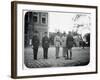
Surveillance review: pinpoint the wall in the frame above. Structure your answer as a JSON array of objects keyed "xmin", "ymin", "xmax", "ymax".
[{"xmin": 0, "ymin": 0, "xmax": 99, "ymax": 80}]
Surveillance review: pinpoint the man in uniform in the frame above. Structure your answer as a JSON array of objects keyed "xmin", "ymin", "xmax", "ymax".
[
  {"xmin": 66, "ymin": 31, "xmax": 74, "ymax": 60},
  {"xmin": 32, "ymin": 31, "xmax": 40, "ymax": 60},
  {"xmin": 42, "ymin": 32, "xmax": 50, "ymax": 59},
  {"xmin": 61, "ymin": 32, "xmax": 68, "ymax": 58},
  {"xmin": 54, "ymin": 32, "xmax": 61, "ymax": 59}
]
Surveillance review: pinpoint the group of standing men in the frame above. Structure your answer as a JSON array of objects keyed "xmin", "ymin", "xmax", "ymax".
[{"xmin": 32, "ymin": 31, "xmax": 74, "ymax": 60}]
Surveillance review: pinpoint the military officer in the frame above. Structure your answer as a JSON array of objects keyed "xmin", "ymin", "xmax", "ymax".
[
  {"xmin": 66, "ymin": 31, "xmax": 74, "ymax": 60},
  {"xmin": 61, "ymin": 32, "xmax": 68, "ymax": 58},
  {"xmin": 54, "ymin": 32, "xmax": 61, "ymax": 59},
  {"xmin": 42, "ymin": 32, "xmax": 50, "ymax": 59},
  {"xmin": 32, "ymin": 31, "xmax": 40, "ymax": 60}
]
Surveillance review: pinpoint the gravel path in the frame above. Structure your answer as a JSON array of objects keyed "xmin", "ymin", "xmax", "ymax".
[{"xmin": 24, "ymin": 46, "xmax": 90, "ymax": 68}]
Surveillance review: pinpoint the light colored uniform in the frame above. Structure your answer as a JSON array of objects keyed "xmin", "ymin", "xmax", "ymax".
[
  {"xmin": 54, "ymin": 35, "xmax": 61, "ymax": 58},
  {"xmin": 54, "ymin": 35, "xmax": 61, "ymax": 47},
  {"xmin": 61, "ymin": 36, "xmax": 67, "ymax": 57},
  {"xmin": 61, "ymin": 36, "xmax": 67, "ymax": 47}
]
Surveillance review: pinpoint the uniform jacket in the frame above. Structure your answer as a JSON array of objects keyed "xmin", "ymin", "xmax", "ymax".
[
  {"xmin": 54, "ymin": 35, "xmax": 61, "ymax": 47},
  {"xmin": 32, "ymin": 35, "xmax": 40, "ymax": 48},
  {"xmin": 61, "ymin": 36, "xmax": 67, "ymax": 47},
  {"xmin": 42, "ymin": 36, "xmax": 50, "ymax": 48},
  {"xmin": 66, "ymin": 34, "xmax": 74, "ymax": 49}
]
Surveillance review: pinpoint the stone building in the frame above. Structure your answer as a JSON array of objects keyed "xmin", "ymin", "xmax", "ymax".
[{"xmin": 24, "ymin": 11, "xmax": 48, "ymax": 46}]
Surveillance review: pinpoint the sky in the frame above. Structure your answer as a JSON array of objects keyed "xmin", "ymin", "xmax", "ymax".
[{"xmin": 48, "ymin": 12, "xmax": 91, "ymax": 36}]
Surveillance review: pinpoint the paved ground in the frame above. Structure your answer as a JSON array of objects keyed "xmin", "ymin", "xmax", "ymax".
[{"xmin": 24, "ymin": 46, "xmax": 90, "ymax": 68}]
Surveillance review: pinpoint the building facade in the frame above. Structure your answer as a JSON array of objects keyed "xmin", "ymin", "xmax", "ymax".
[{"xmin": 24, "ymin": 11, "xmax": 48, "ymax": 46}]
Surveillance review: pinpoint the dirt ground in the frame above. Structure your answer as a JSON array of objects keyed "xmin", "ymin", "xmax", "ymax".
[{"xmin": 24, "ymin": 46, "xmax": 90, "ymax": 68}]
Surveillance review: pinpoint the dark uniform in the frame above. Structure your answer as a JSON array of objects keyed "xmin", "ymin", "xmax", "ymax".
[
  {"xmin": 66, "ymin": 35, "xmax": 74, "ymax": 49},
  {"xmin": 32, "ymin": 35, "xmax": 40, "ymax": 60},
  {"xmin": 66, "ymin": 34, "xmax": 74, "ymax": 59},
  {"xmin": 42, "ymin": 36, "xmax": 49, "ymax": 59}
]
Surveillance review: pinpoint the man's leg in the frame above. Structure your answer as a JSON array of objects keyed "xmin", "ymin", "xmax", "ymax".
[
  {"xmin": 34, "ymin": 48, "xmax": 38, "ymax": 60},
  {"xmin": 56, "ymin": 47, "xmax": 58, "ymax": 58},
  {"xmin": 43, "ymin": 48, "xmax": 46, "ymax": 59},
  {"xmin": 70, "ymin": 48, "xmax": 72, "ymax": 60},
  {"xmin": 65, "ymin": 48, "xmax": 69, "ymax": 59},
  {"xmin": 56, "ymin": 47, "xmax": 59, "ymax": 58},
  {"xmin": 63, "ymin": 47, "xmax": 65, "ymax": 57},
  {"xmin": 45, "ymin": 48, "xmax": 48, "ymax": 59},
  {"xmin": 66, "ymin": 48, "xmax": 69, "ymax": 59}
]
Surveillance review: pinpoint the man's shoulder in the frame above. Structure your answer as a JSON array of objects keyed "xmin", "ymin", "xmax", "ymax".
[
  {"xmin": 45, "ymin": 36, "xmax": 49, "ymax": 40},
  {"xmin": 33, "ymin": 35, "xmax": 39, "ymax": 39},
  {"xmin": 33, "ymin": 35, "xmax": 36, "ymax": 37}
]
